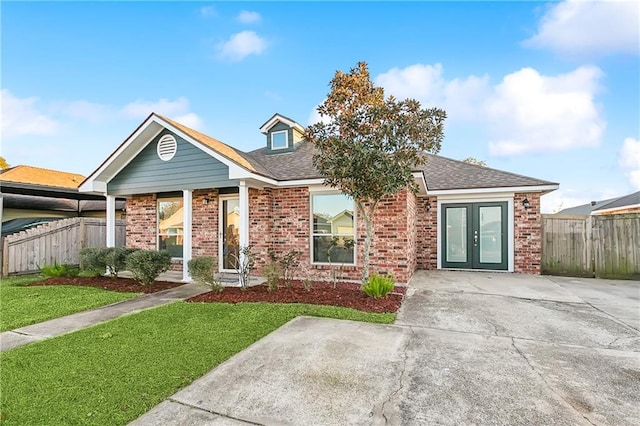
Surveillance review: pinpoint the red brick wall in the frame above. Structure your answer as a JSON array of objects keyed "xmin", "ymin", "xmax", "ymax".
[
  {"xmin": 249, "ymin": 188, "xmax": 274, "ymax": 272},
  {"xmin": 192, "ymin": 190, "xmax": 219, "ymax": 258},
  {"xmin": 126, "ymin": 194, "xmax": 156, "ymax": 250},
  {"xmin": 416, "ymin": 196, "xmax": 437, "ymax": 270},
  {"xmin": 514, "ymin": 192, "xmax": 542, "ymax": 274}
]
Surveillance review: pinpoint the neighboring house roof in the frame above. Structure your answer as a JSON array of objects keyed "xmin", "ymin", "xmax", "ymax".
[
  {"xmin": 1, "ymin": 193, "xmax": 125, "ymax": 212},
  {"xmin": 0, "ymin": 165, "xmax": 85, "ymax": 188},
  {"xmin": 591, "ymin": 191, "xmax": 640, "ymax": 215},
  {"xmin": 556, "ymin": 197, "xmax": 619, "ymax": 216},
  {"xmin": 80, "ymin": 112, "xmax": 558, "ymax": 195},
  {"xmin": 557, "ymin": 191, "xmax": 640, "ymax": 216}
]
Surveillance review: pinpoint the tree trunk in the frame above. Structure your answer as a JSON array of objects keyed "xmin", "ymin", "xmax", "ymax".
[{"xmin": 359, "ymin": 200, "xmax": 378, "ymax": 286}]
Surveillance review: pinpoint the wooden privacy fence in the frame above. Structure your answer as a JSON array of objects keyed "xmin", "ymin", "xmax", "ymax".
[
  {"xmin": 542, "ymin": 213, "xmax": 640, "ymax": 280},
  {"xmin": 1, "ymin": 217, "xmax": 125, "ymax": 276}
]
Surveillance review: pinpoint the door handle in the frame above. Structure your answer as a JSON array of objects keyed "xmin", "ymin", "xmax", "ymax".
[{"xmin": 473, "ymin": 230, "xmax": 478, "ymax": 246}]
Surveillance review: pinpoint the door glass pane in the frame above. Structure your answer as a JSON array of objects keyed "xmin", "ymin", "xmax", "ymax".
[
  {"xmin": 222, "ymin": 199, "xmax": 240, "ymax": 270},
  {"xmin": 446, "ymin": 207, "xmax": 467, "ymax": 262},
  {"xmin": 479, "ymin": 206, "xmax": 502, "ymax": 264}
]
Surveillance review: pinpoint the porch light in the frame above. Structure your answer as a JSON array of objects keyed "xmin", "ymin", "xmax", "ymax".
[
  {"xmin": 522, "ymin": 198, "xmax": 531, "ymax": 209},
  {"xmin": 203, "ymin": 198, "xmax": 210, "ymax": 205}
]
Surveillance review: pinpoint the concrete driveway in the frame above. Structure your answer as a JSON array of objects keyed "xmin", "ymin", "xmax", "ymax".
[{"xmin": 132, "ymin": 272, "xmax": 639, "ymax": 425}]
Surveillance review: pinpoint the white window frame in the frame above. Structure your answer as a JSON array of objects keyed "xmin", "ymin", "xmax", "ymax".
[
  {"xmin": 309, "ymin": 191, "xmax": 357, "ymax": 266},
  {"xmin": 157, "ymin": 196, "xmax": 184, "ymax": 259},
  {"xmin": 270, "ymin": 130, "xmax": 289, "ymax": 150}
]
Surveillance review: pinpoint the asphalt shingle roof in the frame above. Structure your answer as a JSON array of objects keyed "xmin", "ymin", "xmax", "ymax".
[{"xmin": 0, "ymin": 165, "xmax": 85, "ymax": 189}]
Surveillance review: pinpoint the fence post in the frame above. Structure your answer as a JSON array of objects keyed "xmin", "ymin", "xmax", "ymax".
[
  {"xmin": 585, "ymin": 215, "xmax": 594, "ymax": 277},
  {"xmin": 2, "ymin": 237, "xmax": 8, "ymax": 277}
]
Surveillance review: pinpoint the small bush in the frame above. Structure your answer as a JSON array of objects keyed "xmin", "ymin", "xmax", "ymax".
[
  {"xmin": 188, "ymin": 256, "xmax": 223, "ymax": 293},
  {"xmin": 280, "ymin": 249, "xmax": 302, "ymax": 286},
  {"xmin": 362, "ymin": 274, "xmax": 395, "ymax": 298},
  {"xmin": 79, "ymin": 247, "xmax": 109, "ymax": 277},
  {"xmin": 263, "ymin": 262, "xmax": 281, "ymax": 292},
  {"xmin": 104, "ymin": 247, "xmax": 138, "ymax": 278},
  {"xmin": 125, "ymin": 250, "xmax": 172, "ymax": 286},
  {"xmin": 39, "ymin": 261, "xmax": 79, "ymax": 278}
]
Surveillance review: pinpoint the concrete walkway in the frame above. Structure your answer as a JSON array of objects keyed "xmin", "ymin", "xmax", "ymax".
[
  {"xmin": 1, "ymin": 282, "xmax": 210, "ymax": 352},
  {"xmin": 131, "ymin": 271, "xmax": 639, "ymax": 425}
]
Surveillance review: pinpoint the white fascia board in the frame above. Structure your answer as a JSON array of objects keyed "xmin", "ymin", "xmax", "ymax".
[
  {"xmin": 413, "ymin": 172, "xmax": 427, "ymax": 195},
  {"xmin": 259, "ymin": 114, "xmax": 305, "ymax": 134},
  {"xmin": 277, "ymin": 178, "xmax": 325, "ymax": 187},
  {"xmin": 78, "ymin": 180, "xmax": 107, "ymax": 195},
  {"xmin": 427, "ymin": 184, "xmax": 558, "ymax": 196}
]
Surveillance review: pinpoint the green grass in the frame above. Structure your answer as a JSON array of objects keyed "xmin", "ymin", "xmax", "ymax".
[
  {"xmin": 0, "ymin": 276, "xmax": 138, "ymax": 332},
  {"xmin": 0, "ymin": 301, "xmax": 394, "ymax": 425}
]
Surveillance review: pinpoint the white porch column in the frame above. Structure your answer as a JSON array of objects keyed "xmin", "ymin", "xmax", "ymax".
[
  {"xmin": 106, "ymin": 195, "xmax": 116, "ymax": 248},
  {"xmin": 182, "ymin": 189, "xmax": 193, "ymax": 282},
  {"xmin": 238, "ymin": 181, "xmax": 250, "ymax": 271}
]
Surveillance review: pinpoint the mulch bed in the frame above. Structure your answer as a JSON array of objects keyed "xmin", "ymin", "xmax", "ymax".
[
  {"xmin": 37, "ymin": 277, "xmax": 182, "ymax": 294},
  {"xmin": 187, "ymin": 280, "xmax": 406, "ymax": 313}
]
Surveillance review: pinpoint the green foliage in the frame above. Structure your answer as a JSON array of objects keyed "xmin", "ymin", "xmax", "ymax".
[
  {"xmin": 105, "ymin": 247, "xmax": 138, "ymax": 278},
  {"xmin": 188, "ymin": 256, "xmax": 223, "ymax": 293},
  {"xmin": 0, "ymin": 281, "xmax": 137, "ymax": 332},
  {"xmin": 125, "ymin": 250, "xmax": 172, "ymax": 286},
  {"xmin": 462, "ymin": 157, "xmax": 487, "ymax": 167},
  {"xmin": 0, "ymin": 156, "xmax": 10, "ymax": 169},
  {"xmin": 79, "ymin": 247, "xmax": 108, "ymax": 277},
  {"xmin": 362, "ymin": 274, "xmax": 395, "ymax": 298},
  {"xmin": 39, "ymin": 261, "xmax": 79, "ymax": 278},
  {"xmin": 0, "ymin": 302, "xmax": 393, "ymax": 425},
  {"xmin": 306, "ymin": 61, "xmax": 446, "ymax": 283}
]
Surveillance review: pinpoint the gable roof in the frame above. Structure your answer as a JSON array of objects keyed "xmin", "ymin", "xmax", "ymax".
[
  {"xmin": 0, "ymin": 165, "xmax": 85, "ymax": 189},
  {"xmin": 80, "ymin": 112, "xmax": 557, "ymax": 195},
  {"xmin": 259, "ymin": 113, "xmax": 305, "ymax": 134}
]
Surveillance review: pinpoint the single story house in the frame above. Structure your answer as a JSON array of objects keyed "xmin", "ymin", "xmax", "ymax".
[{"xmin": 79, "ymin": 113, "xmax": 558, "ymax": 283}]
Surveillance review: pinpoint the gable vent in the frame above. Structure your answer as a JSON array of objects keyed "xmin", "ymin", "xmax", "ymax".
[{"xmin": 157, "ymin": 134, "xmax": 177, "ymax": 161}]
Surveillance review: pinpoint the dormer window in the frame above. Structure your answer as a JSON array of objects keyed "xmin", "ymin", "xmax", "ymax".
[{"xmin": 271, "ymin": 130, "xmax": 288, "ymax": 150}]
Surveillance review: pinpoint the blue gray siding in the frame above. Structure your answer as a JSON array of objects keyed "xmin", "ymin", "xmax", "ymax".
[
  {"xmin": 108, "ymin": 131, "xmax": 237, "ymax": 195},
  {"xmin": 266, "ymin": 122, "xmax": 295, "ymax": 154}
]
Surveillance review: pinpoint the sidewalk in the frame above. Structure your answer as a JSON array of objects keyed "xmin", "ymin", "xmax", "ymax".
[{"xmin": 0, "ymin": 282, "xmax": 210, "ymax": 352}]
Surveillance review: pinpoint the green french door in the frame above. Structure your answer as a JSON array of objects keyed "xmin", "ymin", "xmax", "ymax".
[{"xmin": 442, "ymin": 202, "xmax": 508, "ymax": 270}]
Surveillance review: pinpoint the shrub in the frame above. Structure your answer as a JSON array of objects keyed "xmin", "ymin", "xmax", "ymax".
[
  {"xmin": 279, "ymin": 249, "xmax": 302, "ymax": 287},
  {"xmin": 79, "ymin": 247, "xmax": 109, "ymax": 277},
  {"xmin": 39, "ymin": 261, "xmax": 79, "ymax": 278},
  {"xmin": 104, "ymin": 247, "xmax": 138, "ymax": 278},
  {"xmin": 125, "ymin": 250, "xmax": 172, "ymax": 286},
  {"xmin": 362, "ymin": 274, "xmax": 395, "ymax": 298},
  {"xmin": 231, "ymin": 245, "xmax": 255, "ymax": 289},
  {"xmin": 188, "ymin": 256, "xmax": 223, "ymax": 293},
  {"xmin": 263, "ymin": 262, "xmax": 281, "ymax": 292}
]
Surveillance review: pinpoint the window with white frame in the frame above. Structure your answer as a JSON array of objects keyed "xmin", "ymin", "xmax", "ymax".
[
  {"xmin": 311, "ymin": 193, "xmax": 355, "ymax": 264},
  {"xmin": 157, "ymin": 197, "xmax": 183, "ymax": 258},
  {"xmin": 270, "ymin": 130, "xmax": 288, "ymax": 150}
]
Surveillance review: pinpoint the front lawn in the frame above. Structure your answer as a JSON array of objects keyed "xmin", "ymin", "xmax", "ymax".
[
  {"xmin": 0, "ymin": 276, "xmax": 138, "ymax": 332},
  {"xmin": 0, "ymin": 301, "xmax": 394, "ymax": 425}
]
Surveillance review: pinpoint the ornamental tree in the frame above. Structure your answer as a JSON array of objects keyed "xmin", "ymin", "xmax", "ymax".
[{"xmin": 305, "ymin": 62, "xmax": 446, "ymax": 284}]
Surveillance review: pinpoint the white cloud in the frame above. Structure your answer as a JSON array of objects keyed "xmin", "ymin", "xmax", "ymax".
[
  {"xmin": 524, "ymin": 0, "xmax": 639, "ymax": 56},
  {"xmin": 200, "ymin": 6, "xmax": 217, "ymax": 18},
  {"xmin": 217, "ymin": 31, "xmax": 267, "ymax": 62},
  {"xmin": 486, "ymin": 66, "xmax": 605, "ymax": 156},
  {"xmin": 237, "ymin": 10, "xmax": 261, "ymax": 24},
  {"xmin": 376, "ymin": 63, "xmax": 489, "ymax": 121},
  {"xmin": 619, "ymin": 137, "xmax": 640, "ymax": 189},
  {"xmin": 120, "ymin": 97, "xmax": 205, "ymax": 130},
  {"xmin": 373, "ymin": 63, "xmax": 605, "ymax": 156},
  {"xmin": 1, "ymin": 89, "xmax": 60, "ymax": 137}
]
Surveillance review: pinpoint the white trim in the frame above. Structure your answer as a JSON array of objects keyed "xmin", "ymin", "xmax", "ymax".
[
  {"xmin": 270, "ymin": 130, "xmax": 289, "ymax": 151},
  {"xmin": 182, "ymin": 190, "xmax": 193, "ymax": 282},
  {"xmin": 427, "ymin": 184, "xmax": 558, "ymax": 196},
  {"xmin": 157, "ymin": 196, "xmax": 183, "ymax": 258},
  {"xmin": 157, "ymin": 134, "xmax": 178, "ymax": 161},
  {"xmin": 239, "ymin": 181, "xmax": 249, "ymax": 272},
  {"xmin": 413, "ymin": 172, "xmax": 428, "ymax": 195},
  {"xmin": 106, "ymin": 195, "xmax": 116, "ymax": 248},
  {"xmin": 218, "ymin": 194, "xmax": 240, "ymax": 273},
  {"xmin": 260, "ymin": 114, "xmax": 305, "ymax": 134},
  {"xmin": 309, "ymin": 190, "xmax": 357, "ymax": 266},
  {"xmin": 436, "ymin": 195, "xmax": 514, "ymax": 272}
]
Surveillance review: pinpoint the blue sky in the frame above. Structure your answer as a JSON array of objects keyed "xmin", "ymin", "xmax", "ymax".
[{"xmin": 2, "ymin": 1, "xmax": 638, "ymax": 212}]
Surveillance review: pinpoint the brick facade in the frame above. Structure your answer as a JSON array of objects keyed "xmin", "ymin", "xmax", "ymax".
[
  {"xmin": 514, "ymin": 192, "xmax": 542, "ymax": 274},
  {"xmin": 123, "ymin": 187, "xmax": 544, "ymax": 282},
  {"xmin": 416, "ymin": 196, "xmax": 438, "ymax": 270}
]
